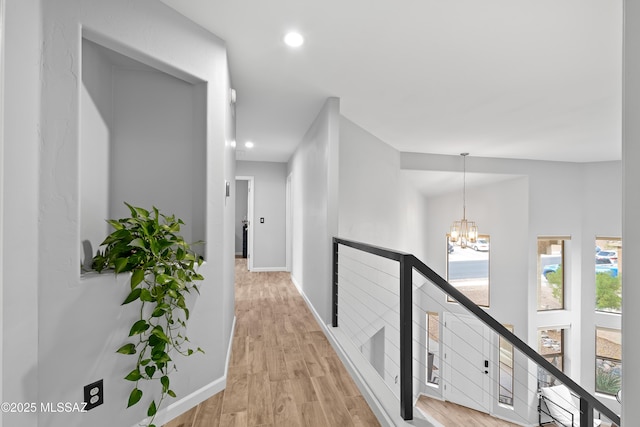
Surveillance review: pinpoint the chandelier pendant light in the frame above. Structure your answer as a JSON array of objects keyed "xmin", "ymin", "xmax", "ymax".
[{"xmin": 450, "ymin": 153, "xmax": 478, "ymax": 249}]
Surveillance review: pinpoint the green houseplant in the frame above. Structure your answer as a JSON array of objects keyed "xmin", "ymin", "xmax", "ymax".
[{"xmin": 92, "ymin": 203, "xmax": 204, "ymax": 427}]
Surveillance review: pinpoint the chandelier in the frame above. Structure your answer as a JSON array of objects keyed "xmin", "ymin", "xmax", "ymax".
[{"xmin": 449, "ymin": 153, "xmax": 478, "ymax": 249}]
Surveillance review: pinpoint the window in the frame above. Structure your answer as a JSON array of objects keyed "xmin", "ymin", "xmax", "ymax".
[
  {"xmin": 538, "ymin": 237, "xmax": 567, "ymax": 311},
  {"xmin": 596, "ymin": 328, "xmax": 621, "ymax": 395},
  {"xmin": 499, "ymin": 325, "xmax": 514, "ymax": 406},
  {"xmin": 447, "ymin": 234, "xmax": 490, "ymax": 307},
  {"xmin": 538, "ymin": 328, "xmax": 565, "ymax": 387},
  {"xmin": 426, "ymin": 312, "xmax": 440, "ymax": 385},
  {"xmin": 595, "ymin": 238, "xmax": 621, "ymax": 314}
]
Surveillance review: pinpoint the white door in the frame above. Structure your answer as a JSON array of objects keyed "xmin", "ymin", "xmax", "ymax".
[{"xmin": 443, "ymin": 313, "xmax": 493, "ymax": 414}]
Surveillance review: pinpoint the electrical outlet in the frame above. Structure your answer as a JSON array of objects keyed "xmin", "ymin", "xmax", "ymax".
[
  {"xmin": 260, "ymin": 217, "xmax": 264, "ymax": 223},
  {"xmin": 84, "ymin": 379, "xmax": 104, "ymax": 410}
]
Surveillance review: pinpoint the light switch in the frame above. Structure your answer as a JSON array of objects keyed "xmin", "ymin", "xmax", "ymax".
[{"xmin": 260, "ymin": 217, "xmax": 264, "ymax": 223}]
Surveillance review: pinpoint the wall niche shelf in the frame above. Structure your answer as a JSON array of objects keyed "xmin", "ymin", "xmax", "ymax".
[{"xmin": 80, "ymin": 35, "xmax": 207, "ymax": 276}]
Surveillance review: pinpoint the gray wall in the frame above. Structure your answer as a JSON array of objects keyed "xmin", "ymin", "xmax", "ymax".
[
  {"xmin": 1, "ymin": 2, "xmax": 236, "ymax": 427},
  {"xmin": 236, "ymin": 161, "xmax": 288, "ymax": 270},
  {"xmin": 288, "ymin": 98, "xmax": 340, "ymax": 322}
]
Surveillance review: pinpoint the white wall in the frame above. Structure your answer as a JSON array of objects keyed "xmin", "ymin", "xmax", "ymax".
[
  {"xmin": 80, "ymin": 39, "xmax": 113, "ymax": 267},
  {"xmin": 288, "ymin": 98, "xmax": 340, "ymax": 323},
  {"xmin": 406, "ymin": 153, "xmax": 622, "ymax": 423},
  {"xmin": 338, "ymin": 117, "xmax": 431, "ymax": 258},
  {"xmin": 338, "ymin": 117, "xmax": 402, "ymax": 249},
  {"xmin": 1, "ymin": 1, "xmax": 41, "ymax": 426},
  {"xmin": 81, "ymin": 40, "xmax": 208, "ymax": 261},
  {"xmin": 0, "ymin": 2, "xmax": 235, "ymax": 427},
  {"xmin": 110, "ymin": 67, "xmax": 206, "ymax": 251},
  {"xmin": 623, "ymin": 1, "xmax": 640, "ymax": 422},
  {"xmin": 236, "ymin": 161, "xmax": 287, "ymax": 270},
  {"xmin": 337, "ymin": 117, "xmax": 434, "ymax": 400},
  {"xmin": 422, "ymin": 173, "xmax": 531, "ymax": 423}
]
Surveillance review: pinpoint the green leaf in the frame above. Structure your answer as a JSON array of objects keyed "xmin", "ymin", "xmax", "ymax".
[
  {"xmin": 134, "ymin": 206, "xmax": 150, "ymax": 218},
  {"xmin": 148, "ymin": 334, "xmax": 162, "ymax": 347},
  {"xmin": 140, "ymin": 288, "xmax": 154, "ymax": 302},
  {"xmin": 155, "ymin": 274, "xmax": 172, "ymax": 285},
  {"xmin": 167, "ymin": 390, "xmax": 176, "ymax": 398},
  {"xmin": 161, "ymin": 375, "xmax": 170, "ymax": 393},
  {"xmin": 151, "ymin": 307, "xmax": 166, "ymax": 318},
  {"xmin": 151, "ymin": 351, "xmax": 171, "ymax": 364},
  {"xmin": 130, "ymin": 269, "xmax": 145, "ymax": 289},
  {"xmin": 129, "ymin": 238, "xmax": 146, "ymax": 249},
  {"xmin": 145, "ymin": 365, "xmax": 156, "ymax": 378},
  {"xmin": 124, "ymin": 369, "xmax": 142, "ymax": 381},
  {"xmin": 122, "ymin": 288, "xmax": 142, "ymax": 305},
  {"xmin": 140, "ymin": 359, "xmax": 151, "ymax": 366},
  {"xmin": 151, "ymin": 326, "xmax": 170, "ymax": 343},
  {"xmin": 147, "ymin": 400, "xmax": 157, "ymax": 417},
  {"xmin": 106, "ymin": 219, "xmax": 124, "ymax": 230},
  {"xmin": 197, "ymin": 347, "xmax": 205, "ymax": 354},
  {"xmin": 127, "ymin": 388, "xmax": 143, "ymax": 407},
  {"xmin": 116, "ymin": 343, "xmax": 136, "ymax": 355},
  {"xmin": 187, "ymin": 349, "xmax": 194, "ymax": 356},
  {"xmin": 129, "ymin": 319, "xmax": 149, "ymax": 336},
  {"xmin": 114, "ymin": 258, "xmax": 129, "ymax": 274}
]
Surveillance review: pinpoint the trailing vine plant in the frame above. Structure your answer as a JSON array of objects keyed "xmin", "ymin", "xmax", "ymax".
[{"xmin": 92, "ymin": 203, "xmax": 204, "ymax": 427}]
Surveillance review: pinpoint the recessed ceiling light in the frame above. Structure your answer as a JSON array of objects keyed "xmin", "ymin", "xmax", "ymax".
[
  {"xmin": 245, "ymin": 141, "xmax": 254, "ymax": 149},
  {"xmin": 284, "ymin": 32, "xmax": 304, "ymax": 48}
]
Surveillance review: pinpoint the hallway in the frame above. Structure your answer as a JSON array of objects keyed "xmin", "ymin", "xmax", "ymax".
[{"xmin": 164, "ymin": 259, "xmax": 380, "ymax": 426}]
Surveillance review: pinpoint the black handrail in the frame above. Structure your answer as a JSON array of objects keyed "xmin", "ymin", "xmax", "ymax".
[{"xmin": 332, "ymin": 237, "xmax": 621, "ymax": 426}]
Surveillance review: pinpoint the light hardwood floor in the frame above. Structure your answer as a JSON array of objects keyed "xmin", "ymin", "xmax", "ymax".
[
  {"xmin": 416, "ymin": 395, "xmax": 522, "ymax": 427},
  {"xmin": 164, "ymin": 259, "xmax": 381, "ymax": 427}
]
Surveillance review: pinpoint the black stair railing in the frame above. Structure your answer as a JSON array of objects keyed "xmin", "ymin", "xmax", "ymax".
[{"xmin": 332, "ymin": 237, "xmax": 621, "ymax": 426}]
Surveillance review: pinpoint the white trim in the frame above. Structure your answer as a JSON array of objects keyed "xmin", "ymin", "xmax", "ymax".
[
  {"xmin": 138, "ymin": 315, "xmax": 236, "ymax": 427},
  {"xmin": 251, "ymin": 266, "xmax": 287, "ymax": 272},
  {"xmin": 285, "ymin": 173, "xmax": 292, "ymax": 272},
  {"xmin": 235, "ymin": 176, "xmax": 254, "ymax": 271}
]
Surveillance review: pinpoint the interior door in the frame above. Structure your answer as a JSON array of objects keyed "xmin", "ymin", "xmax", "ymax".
[{"xmin": 443, "ymin": 313, "xmax": 493, "ymax": 414}]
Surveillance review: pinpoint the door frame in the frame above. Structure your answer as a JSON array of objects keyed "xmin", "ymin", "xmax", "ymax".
[
  {"xmin": 235, "ymin": 176, "xmax": 254, "ymax": 271},
  {"xmin": 285, "ymin": 173, "xmax": 292, "ymax": 272}
]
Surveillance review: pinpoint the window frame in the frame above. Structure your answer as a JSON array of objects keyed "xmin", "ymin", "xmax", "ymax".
[
  {"xmin": 426, "ymin": 311, "xmax": 440, "ymax": 386},
  {"xmin": 595, "ymin": 237, "xmax": 622, "ymax": 315},
  {"xmin": 537, "ymin": 237, "xmax": 568, "ymax": 311},
  {"xmin": 595, "ymin": 327, "xmax": 622, "ymax": 396},
  {"xmin": 537, "ymin": 327, "xmax": 566, "ymax": 387},
  {"xmin": 498, "ymin": 324, "xmax": 514, "ymax": 407},
  {"xmin": 446, "ymin": 233, "xmax": 490, "ymax": 308}
]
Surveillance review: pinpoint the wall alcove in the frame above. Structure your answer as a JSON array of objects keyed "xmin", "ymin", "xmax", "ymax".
[{"xmin": 80, "ymin": 35, "xmax": 207, "ymax": 271}]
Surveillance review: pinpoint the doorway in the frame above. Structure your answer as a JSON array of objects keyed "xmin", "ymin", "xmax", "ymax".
[
  {"xmin": 235, "ymin": 176, "xmax": 254, "ymax": 271},
  {"xmin": 442, "ymin": 313, "xmax": 493, "ymax": 414}
]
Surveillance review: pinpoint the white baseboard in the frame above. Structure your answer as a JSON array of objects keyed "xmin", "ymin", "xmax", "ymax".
[
  {"xmin": 250, "ymin": 266, "xmax": 287, "ymax": 272},
  {"xmin": 134, "ymin": 316, "xmax": 237, "ymax": 427}
]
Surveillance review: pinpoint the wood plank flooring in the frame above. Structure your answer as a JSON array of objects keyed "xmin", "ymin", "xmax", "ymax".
[
  {"xmin": 415, "ymin": 395, "xmax": 521, "ymax": 427},
  {"xmin": 164, "ymin": 259, "xmax": 380, "ymax": 427}
]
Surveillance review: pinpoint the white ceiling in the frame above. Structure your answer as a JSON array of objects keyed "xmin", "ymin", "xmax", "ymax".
[{"xmin": 161, "ymin": 0, "xmax": 622, "ymax": 164}]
